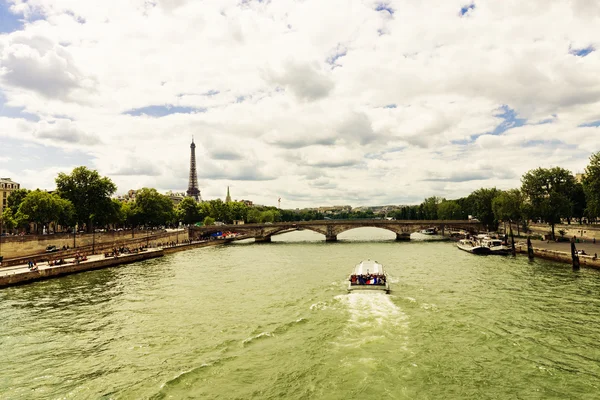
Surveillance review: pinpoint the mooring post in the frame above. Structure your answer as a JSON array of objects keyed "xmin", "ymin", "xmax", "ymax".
[
  {"xmin": 509, "ymin": 223, "xmax": 516, "ymax": 256},
  {"xmin": 571, "ymin": 241, "xmax": 580, "ymax": 270},
  {"xmin": 527, "ymin": 237, "xmax": 534, "ymax": 261}
]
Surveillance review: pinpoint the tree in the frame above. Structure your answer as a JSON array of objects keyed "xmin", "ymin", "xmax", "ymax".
[
  {"xmin": 467, "ymin": 188, "xmax": 501, "ymax": 231},
  {"xmin": 420, "ymin": 196, "xmax": 440, "ymax": 220},
  {"xmin": 203, "ymin": 216, "xmax": 215, "ymax": 226},
  {"xmin": 571, "ymin": 182, "xmax": 586, "ymax": 224},
  {"xmin": 18, "ymin": 190, "xmax": 70, "ymax": 234},
  {"xmin": 492, "ymin": 189, "xmax": 524, "ymax": 235},
  {"xmin": 583, "ymin": 151, "xmax": 600, "ymax": 220},
  {"xmin": 1, "ymin": 207, "xmax": 17, "ymax": 231},
  {"xmin": 6, "ymin": 188, "xmax": 30, "ymax": 214},
  {"xmin": 55, "ymin": 197, "xmax": 76, "ymax": 230},
  {"xmin": 437, "ymin": 200, "xmax": 463, "ymax": 220},
  {"xmin": 132, "ymin": 188, "xmax": 175, "ymax": 227},
  {"xmin": 176, "ymin": 197, "xmax": 201, "ymax": 225},
  {"xmin": 521, "ymin": 167, "xmax": 575, "ymax": 240},
  {"xmin": 55, "ymin": 166, "xmax": 117, "ymax": 232}
]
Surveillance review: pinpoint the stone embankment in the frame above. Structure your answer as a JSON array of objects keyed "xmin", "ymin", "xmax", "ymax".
[
  {"xmin": 0, "ymin": 238, "xmax": 235, "ymax": 289},
  {"xmin": 514, "ymin": 240, "xmax": 600, "ymax": 270},
  {"xmin": 0, "ymin": 229, "xmax": 189, "ymax": 259}
]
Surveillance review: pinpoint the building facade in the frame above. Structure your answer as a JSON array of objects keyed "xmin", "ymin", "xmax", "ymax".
[{"xmin": 1, "ymin": 178, "xmax": 20, "ymax": 215}]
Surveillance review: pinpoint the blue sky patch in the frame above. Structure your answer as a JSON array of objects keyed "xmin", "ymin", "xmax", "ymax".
[
  {"xmin": 383, "ymin": 104, "xmax": 397, "ymax": 109},
  {"xmin": 0, "ymin": 1, "xmax": 23, "ymax": 33},
  {"xmin": 523, "ymin": 139, "xmax": 577, "ymax": 150},
  {"xmin": 491, "ymin": 105, "xmax": 526, "ymax": 135},
  {"xmin": 375, "ymin": 3, "xmax": 394, "ymax": 16},
  {"xmin": 460, "ymin": 4, "xmax": 475, "ymax": 16},
  {"xmin": 579, "ymin": 120, "xmax": 600, "ymax": 127},
  {"xmin": 0, "ymin": 91, "xmax": 39, "ymax": 122},
  {"xmin": 0, "ymin": 137, "xmax": 93, "ymax": 181},
  {"xmin": 327, "ymin": 48, "xmax": 347, "ymax": 66},
  {"xmin": 570, "ymin": 46, "xmax": 595, "ymax": 57},
  {"xmin": 123, "ymin": 105, "xmax": 206, "ymax": 117}
]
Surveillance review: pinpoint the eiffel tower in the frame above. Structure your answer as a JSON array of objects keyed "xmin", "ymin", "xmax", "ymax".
[{"xmin": 186, "ymin": 138, "xmax": 201, "ymax": 202}]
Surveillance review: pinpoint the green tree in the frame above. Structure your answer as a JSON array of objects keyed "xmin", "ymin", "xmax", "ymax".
[
  {"xmin": 492, "ymin": 189, "xmax": 524, "ymax": 235},
  {"xmin": 6, "ymin": 188, "xmax": 30, "ymax": 214},
  {"xmin": 571, "ymin": 182, "xmax": 586, "ymax": 224},
  {"xmin": 18, "ymin": 190, "xmax": 67, "ymax": 234},
  {"xmin": 203, "ymin": 216, "xmax": 215, "ymax": 226},
  {"xmin": 437, "ymin": 200, "xmax": 463, "ymax": 220},
  {"xmin": 56, "ymin": 197, "xmax": 76, "ymax": 230},
  {"xmin": 228, "ymin": 201, "xmax": 249, "ymax": 223},
  {"xmin": 467, "ymin": 188, "xmax": 501, "ymax": 231},
  {"xmin": 1, "ymin": 207, "xmax": 17, "ymax": 231},
  {"xmin": 521, "ymin": 167, "xmax": 575, "ymax": 240},
  {"xmin": 420, "ymin": 196, "xmax": 440, "ymax": 220},
  {"xmin": 583, "ymin": 152, "xmax": 600, "ymax": 220},
  {"xmin": 247, "ymin": 208, "xmax": 261, "ymax": 223},
  {"xmin": 55, "ymin": 166, "xmax": 117, "ymax": 232},
  {"xmin": 176, "ymin": 197, "xmax": 200, "ymax": 225},
  {"xmin": 132, "ymin": 188, "xmax": 175, "ymax": 227}
]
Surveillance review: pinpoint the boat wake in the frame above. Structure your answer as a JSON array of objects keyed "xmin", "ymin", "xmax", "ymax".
[{"xmin": 333, "ymin": 292, "xmax": 409, "ymax": 351}]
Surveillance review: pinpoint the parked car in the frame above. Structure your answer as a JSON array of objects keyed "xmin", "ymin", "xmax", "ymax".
[{"xmin": 45, "ymin": 245, "xmax": 58, "ymax": 253}]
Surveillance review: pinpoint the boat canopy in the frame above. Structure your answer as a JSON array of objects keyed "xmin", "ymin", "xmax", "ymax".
[{"xmin": 353, "ymin": 260, "xmax": 385, "ymax": 275}]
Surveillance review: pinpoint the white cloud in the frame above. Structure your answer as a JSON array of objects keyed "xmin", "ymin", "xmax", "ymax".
[{"xmin": 1, "ymin": 0, "xmax": 600, "ymax": 207}]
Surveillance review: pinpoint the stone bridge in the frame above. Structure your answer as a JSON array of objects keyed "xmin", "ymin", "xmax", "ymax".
[{"xmin": 189, "ymin": 220, "xmax": 482, "ymax": 243}]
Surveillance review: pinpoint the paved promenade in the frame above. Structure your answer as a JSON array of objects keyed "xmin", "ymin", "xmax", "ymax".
[{"xmin": 0, "ymin": 253, "xmax": 107, "ymax": 278}]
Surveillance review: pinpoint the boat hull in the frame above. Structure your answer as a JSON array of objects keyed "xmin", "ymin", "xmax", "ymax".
[{"xmin": 457, "ymin": 243, "xmax": 492, "ymax": 255}]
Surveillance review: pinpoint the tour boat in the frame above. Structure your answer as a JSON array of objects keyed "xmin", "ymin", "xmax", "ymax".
[
  {"xmin": 348, "ymin": 259, "xmax": 390, "ymax": 293},
  {"xmin": 420, "ymin": 228, "xmax": 436, "ymax": 235},
  {"xmin": 479, "ymin": 237, "xmax": 510, "ymax": 255},
  {"xmin": 457, "ymin": 239, "xmax": 492, "ymax": 255}
]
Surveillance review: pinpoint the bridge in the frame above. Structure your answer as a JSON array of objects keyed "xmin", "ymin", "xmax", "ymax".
[{"xmin": 189, "ymin": 220, "xmax": 482, "ymax": 243}]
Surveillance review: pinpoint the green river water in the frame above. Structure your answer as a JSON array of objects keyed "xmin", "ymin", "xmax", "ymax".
[{"xmin": 1, "ymin": 228, "xmax": 600, "ymax": 399}]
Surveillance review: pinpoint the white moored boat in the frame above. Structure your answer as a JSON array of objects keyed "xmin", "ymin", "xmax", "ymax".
[
  {"xmin": 479, "ymin": 237, "xmax": 510, "ymax": 255},
  {"xmin": 348, "ymin": 259, "xmax": 390, "ymax": 293},
  {"xmin": 457, "ymin": 239, "xmax": 492, "ymax": 255},
  {"xmin": 420, "ymin": 228, "xmax": 436, "ymax": 235}
]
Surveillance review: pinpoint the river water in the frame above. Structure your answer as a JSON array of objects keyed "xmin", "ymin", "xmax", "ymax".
[{"xmin": 1, "ymin": 228, "xmax": 600, "ymax": 399}]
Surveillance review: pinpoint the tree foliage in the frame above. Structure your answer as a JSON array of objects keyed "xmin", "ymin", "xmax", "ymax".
[
  {"xmin": 176, "ymin": 197, "xmax": 201, "ymax": 225},
  {"xmin": 521, "ymin": 167, "xmax": 575, "ymax": 239},
  {"xmin": 437, "ymin": 200, "xmax": 463, "ymax": 220},
  {"xmin": 55, "ymin": 166, "xmax": 117, "ymax": 232},
  {"xmin": 132, "ymin": 188, "xmax": 175, "ymax": 227},
  {"xmin": 17, "ymin": 190, "xmax": 75, "ymax": 234},
  {"xmin": 467, "ymin": 188, "xmax": 501, "ymax": 231},
  {"xmin": 583, "ymin": 151, "xmax": 600, "ymax": 219}
]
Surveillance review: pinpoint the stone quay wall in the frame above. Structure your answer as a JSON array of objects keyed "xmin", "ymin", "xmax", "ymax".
[
  {"xmin": 0, "ymin": 229, "xmax": 189, "ymax": 260},
  {"xmin": 528, "ymin": 223, "xmax": 600, "ymax": 241},
  {"xmin": 0, "ymin": 249, "xmax": 164, "ymax": 289},
  {"xmin": 515, "ymin": 244, "xmax": 600, "ymax": 270}
]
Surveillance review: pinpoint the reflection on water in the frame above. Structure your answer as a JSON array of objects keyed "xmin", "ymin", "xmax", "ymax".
[{"xmin": 1, "ymin": 228, "xmax": 600, "ymax": 399}]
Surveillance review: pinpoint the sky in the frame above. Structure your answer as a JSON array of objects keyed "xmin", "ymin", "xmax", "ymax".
[{"xmin": 1, "ymin": 0, "xmax": 600, "ymax": 208}]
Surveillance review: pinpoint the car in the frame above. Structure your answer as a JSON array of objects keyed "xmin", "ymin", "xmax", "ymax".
[{"xmin": 45, "ymin": 245, "xmax": 58, "ymax": 253}]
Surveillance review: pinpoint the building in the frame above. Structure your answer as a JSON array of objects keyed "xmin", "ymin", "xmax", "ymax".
[
  {"xmin": 115, "ymin": 189, "xmax": 138, "ymax": 203},
  {"xmin": 225, "ymin": 186, "xmax": 232, "ymax": 203},
  {"xmin": 165, "ymin": 191, "xmax": 186, "ymax": 206},
  {"xmin": 575, "ymin": 173, "xmax": 585, "ymax": 183},
  {"xmin": 1, "ymin": 178, "xmax": 20, "ymax": 215}
]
